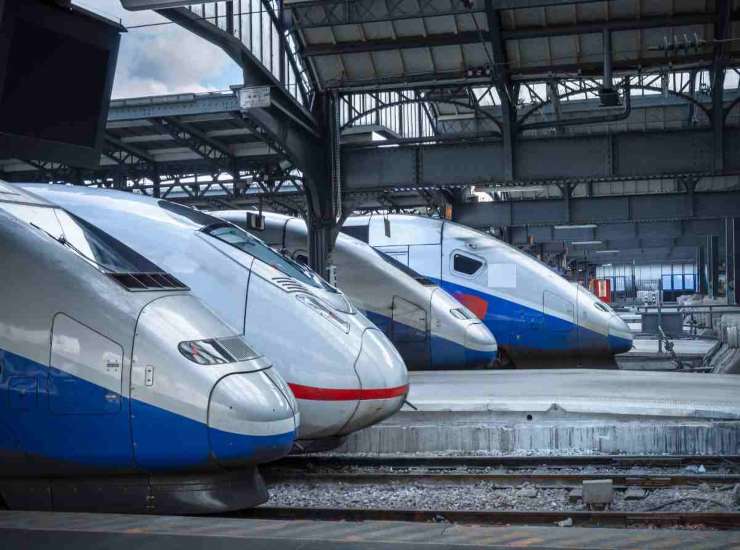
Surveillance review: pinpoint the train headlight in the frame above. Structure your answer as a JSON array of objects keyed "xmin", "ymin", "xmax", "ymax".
[
  {"xmin": 178, "ymin": 337, "xmax": 258, "ymax": 365},
  {"xmin": 295, "ymin": 292, "xmax": 350, "ymax": 333},
  {"xmin": 450, "ymin": 307, "xmax": 474, "ymax": 320}
]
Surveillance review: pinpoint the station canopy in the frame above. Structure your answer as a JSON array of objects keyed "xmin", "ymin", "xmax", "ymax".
[{"xmin": 284, "ymin": 0, "xmax": 739, "ymax": 91}]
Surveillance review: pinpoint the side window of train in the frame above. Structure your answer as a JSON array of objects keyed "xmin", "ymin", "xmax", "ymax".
[{"xmin": 452, "ymin": 252, "xmax": 484, "ymax": 277}]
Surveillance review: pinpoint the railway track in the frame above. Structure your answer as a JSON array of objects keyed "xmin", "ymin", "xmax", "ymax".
[
  {"xmin": 240, "ymin": 506, "xmax": 740, "ymax": 529},
  {"xmin": 274, "ymin": 454, "xmax": 740, "ymax": 470},
  {"xmin": 256, "ymin": 454, "xmax": 740, "ymax": 530},
  {"xmin": 266, "ymin": 454, "xmax": 740, "ymax": 489},
  {"xmin": 264, "ymin": 469, "xmax": 740, "ymax": 489}
]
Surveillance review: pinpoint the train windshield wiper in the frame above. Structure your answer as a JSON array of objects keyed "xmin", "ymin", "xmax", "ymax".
[{"xmin": 30, "ymin": 222, "xmax": 114, "ymax": 273}]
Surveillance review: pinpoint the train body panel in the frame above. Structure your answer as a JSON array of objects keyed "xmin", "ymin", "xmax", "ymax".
[
  {"xmin": 0, "ymin": 182, "xmax": 298, "ymax": 512},
  {"xmin": 344, "ymin": 215, "xmax": 633, "ymax": 367},
  {"xmin": 215, "ymin": 211, "xmax": 498, "ymax": 370},
  {"xmin": 22, "ymin": 185, "xmax": 407, "ymax": 445}
]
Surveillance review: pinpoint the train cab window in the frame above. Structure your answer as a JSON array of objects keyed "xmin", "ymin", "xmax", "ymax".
[
  {"xmin": 453, "ymin": 253, "xmax": 483, "ymax": 276},
  {"xmin": 376, "ymin": 250, "xmax": 435, "ymax": 286},
  {"xmin": 0, "ymin": 202, "xmax": 63, "ymax": 239},
  {"xmin": 203, "ymin": 222, "xmax": 337, "ymax": 292},
  {"xmin": 55, "ymin": 210, "xmax": 162, "ymax": 274},
  {"xmin": 158, "ymin": 200, "xmax": 221, "ymax": 227}
]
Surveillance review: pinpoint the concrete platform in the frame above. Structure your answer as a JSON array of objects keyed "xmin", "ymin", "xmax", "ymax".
[
  {"xmin": 338, "ymin": 370, "xmax": 740, "ymax": 455},
  {"xmin": 627, "ymin": 338, "xmax": 717, "ymax": 356},
  {"xmin": 0, "ymin": 511, "xmax": 737, "ymax": 550}
]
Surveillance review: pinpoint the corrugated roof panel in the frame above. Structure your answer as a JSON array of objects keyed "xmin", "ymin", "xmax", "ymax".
[
  {"xmin": 401, "ymin": 48, "xmax": 435, "ymax": 75},
  {"xmin": 362, "ymin": 21, "xmax": 395, "ymax": 40},
  {"xmin": 423, "ymin": 14, "xmax": 460, "ymax": 34},
  {"xmin": 314, "ymin": 56, "xmax": 344, "ymax": 85},
  {"xmin": 432, "ymin": 45, "xmax": 464, "ymax": 72},
  {"xmin": 333, "ymin": 24, "xmax": 366, "ymax": 42},
  {"xmin": 339, "ymin": 53, "xmax": 378, "ymax": 81},
  {"xmin": 517, "ymin": 37, "xmax": 555, "ymax": 69},
  {"xmin": 572, "ymin": 1, "xmax": 613, "ymax": 21},
  {"xmin": 302, "ymin": 26, "xmax": 334, "ymax": 44},
  {"xmin": 393, "ymin": 18, "xmax": 427, "ymax": 37},
  {"xmin": 372, "ymin": 50, "xmax": 405, "ymax": 76},
  {"xmin": 457, "ymin": 42, "xmax": 490, "ymax": 71}
]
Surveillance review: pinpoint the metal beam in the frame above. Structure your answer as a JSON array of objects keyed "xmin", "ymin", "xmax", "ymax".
[
  {"xmin": 711, "ymin": 0, "xmax": 731, "ymax": 171},
  {"xmin": 342, "ymin": 127, "xmax": 740, "ymax": 192},
  {"xmin": 287, "ymin": 0, "xmax": 608, "ymax": 29},
  {"xmin": 299, "ymin": 13, "xmax": 720, "ymax": 57},
  {"xmin": 453, "ymin": 191, "xmax": 740, "ymax": 228},
  {"xmin": 485, "ymin": 0, "xmax": 516, "ymax": 180},
  {"xmin": 727, "ymin": 217, "xmax": 739, "ymax": 305},
  {"xmin": 149, "ymin": 117, "xmax": 233, "ymax": 166}
]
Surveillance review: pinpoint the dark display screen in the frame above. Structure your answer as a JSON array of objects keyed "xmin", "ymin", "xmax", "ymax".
[
  {"xmin": 0, "ymin": 18, "xmax": 109, "ymax": 149},
  {"xmin": 0, "ymin": 0, "xmax": 121, "ymax": 166}
]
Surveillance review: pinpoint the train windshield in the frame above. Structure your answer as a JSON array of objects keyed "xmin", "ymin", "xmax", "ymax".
[
  {"xmin": 0, "ymin": 201, "xmax": 186, "ymax": 290},
  {"xmin": 375, "ymin": 249, "xmax": 436, "ymax": 286},
  {"xmin": 203, "ymin": 222, "xmax": 331, "ymax": 290}
]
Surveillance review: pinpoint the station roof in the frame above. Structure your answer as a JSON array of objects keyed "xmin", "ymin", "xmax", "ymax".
[{"xmin": 285, "ymin": 0, "xmax": 740, "ymax": 91}]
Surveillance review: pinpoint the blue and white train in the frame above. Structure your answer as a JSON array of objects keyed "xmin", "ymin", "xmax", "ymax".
[
  {"xmin": 343, "ymin": 215, "xmax": 633, "ymax": 368},
  {"xmin": 22, "ymin": 184, "xmax": 408, "ymax": 453},
  {"xmin": 215, "ymin": 211, "xmax": 498, "ymax": 370},
  {"xmin": 0, "ymin": 181, "xmax": 298, "ymax": 513}
]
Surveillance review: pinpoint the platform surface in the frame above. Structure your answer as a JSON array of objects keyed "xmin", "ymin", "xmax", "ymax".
[
  {"xmin": 628, "ymin": 338, "xmax": 717, "ymax": 356},
  {"xmin": 403, "ymin": 369, "xmax": 740, "ymax": 419},
  {"xmin": 0, "ymin": 511, "xmax": 737, "ymax": 550}
]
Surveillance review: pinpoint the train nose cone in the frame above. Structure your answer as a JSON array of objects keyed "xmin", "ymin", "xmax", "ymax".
[
  {"xmin": 340, "ymin": 328, "xmax": 409, "ymax": 435},
  {"xmin": 464, "ymin": 322, "xmax": 498, "ymax": 368},
  {"xmin": 608, "ymin": 315, "xmax": 634, "ymax": 355},
  {"xmin": 208, "ymin": 370, "xmax": 297, "ymax": 465}
]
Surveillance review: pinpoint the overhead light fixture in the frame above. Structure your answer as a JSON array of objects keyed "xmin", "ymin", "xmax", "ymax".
[
  {"xmin": 571, "ymin": 241, "xmax": 603, "ymax": 245},
  {"xmin": 595, "ymin": 249, "xmax": 620, "ymax": 254},
  {"xmin": 554, "ymin": 224, "xmax": 597, "ymax": 230}
]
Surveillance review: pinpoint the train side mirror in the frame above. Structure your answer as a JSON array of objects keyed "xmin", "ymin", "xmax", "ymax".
[{"xmin": 247, "ymin": 212, "xmax": 265, "ymax": 231}]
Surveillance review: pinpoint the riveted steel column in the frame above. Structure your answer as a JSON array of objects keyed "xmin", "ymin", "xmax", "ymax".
[
  {"xmin": 706, "ymin": 235, "xmax": 719, "ymax": 299},
  {"xmin": 727, "ymin": 217, "xmax": 739, "ymax": 304}
]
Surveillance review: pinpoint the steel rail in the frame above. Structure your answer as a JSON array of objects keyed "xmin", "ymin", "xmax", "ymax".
[
  {"xmin": 263, "ymin": 470, "xmax": 740, "ymax": 489},
  {"xmin": 239, "ymin": 507, "xmax": 740, "ymax": 529},
  {"xmin": 273, "ymin": 454, "xmax": 740, "ymax": 470}
]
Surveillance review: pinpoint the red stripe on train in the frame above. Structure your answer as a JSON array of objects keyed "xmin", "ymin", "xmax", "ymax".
[{"xmin": 288, "ymin": 383, "xmax": 409, "ymax": 401}]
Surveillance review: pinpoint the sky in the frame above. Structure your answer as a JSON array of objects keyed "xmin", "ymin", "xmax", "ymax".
[{"xmin": 76, "ymin": 0, "xmax": 243, "ymax": 98}]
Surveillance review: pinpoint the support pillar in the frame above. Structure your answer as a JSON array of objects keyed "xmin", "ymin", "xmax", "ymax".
[
  {"xmin": 706, "ymin": 235, "xmax": 719, "ymax": 299},
  {"xmin": 697, "ymin": 246, "xmax": 707, "ymax": 295},
  {"xmin": 727, "ymin": 217, "xmax": 739, "ymax": 304},
  {"xmin": 305, "ymin": 91, "xmax": 341, "ymax": 280}
]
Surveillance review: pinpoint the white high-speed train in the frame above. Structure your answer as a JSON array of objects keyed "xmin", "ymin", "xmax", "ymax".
[
  {"xmin": 21, "ymin": 184, "xmax": 408, "ymax": 452},
  {"xmin": 343, "ymin": 214, "xmax": 634, "ymax": 368},
  {"xmin": 214, "ymin": 211, "xmax": 498, "ymax": 370},
  {"xmin": 0, "ymin": 182, "xmax": 298, "ymax": 513}
]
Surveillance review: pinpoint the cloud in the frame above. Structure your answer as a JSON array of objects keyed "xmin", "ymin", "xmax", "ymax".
[{"xmin": 75, "ymin": 1, "xmax": 242, "ymax": 98}]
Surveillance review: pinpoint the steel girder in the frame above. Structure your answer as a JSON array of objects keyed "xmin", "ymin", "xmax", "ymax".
[{"xmin": 342, "ymin": 127, "xmax": 740, "ymax": 192}]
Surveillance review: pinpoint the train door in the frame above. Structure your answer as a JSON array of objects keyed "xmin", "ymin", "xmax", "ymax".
[
  {"xmin": 49, "ymin": 314, "xmax": 123, "ymax": 414},
  {"xmin": 543, "ymin": 290, "xmax": 577, "ymax": 352},
  {"xmin": 391, "ymin": 296, "xmax": 430, "ymax": 369}
]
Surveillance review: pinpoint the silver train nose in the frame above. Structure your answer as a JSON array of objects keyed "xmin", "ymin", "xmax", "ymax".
[
  {"xmin": 608, "ymin": 315, "xmax": 634, "ymax": 355},
  {"xmin": 464, "ymin": 322, "xmax": 498, "ymax": 368},
  {"xmin": 208, "ymin": 370, "xmax": 298, "ymax": 465},
  {"xmin": 339, "ymin": 328, "xmax": 409, "ymax": 435}
]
